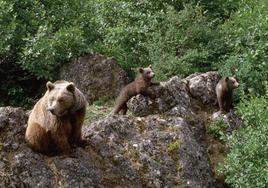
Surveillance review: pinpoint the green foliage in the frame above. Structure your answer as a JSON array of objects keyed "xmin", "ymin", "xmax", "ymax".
[
  {"xmin": 219, "ymin": 90, "xmax": 268, "ymax": 187},
  {"xmin": 92, "ymin": 0, "xmax": 175, "ymax": 75},
  {"xmin": 0, "ymin": 1, "xmax": 16, "ymax": 57},
  {"xmin": 94, "ymin": 0, "xmax": 236, "ymax": 79},
  {"xmin": 167, "ymin": 140, "xmax": 180, "ymax": 161},
  {"xmin": 0, "ymin": 0, "xmax": 98, "ymax": 79},
  {"xmin": 219, "ymin": 0, "xmax": 268, "ymax": 95},
  {"xmin": 147, "ymin": 4, "xmax": 226, "ymax": 80},
  {"xmin": 93, "ymin": 96, "xmax": 114, "ymax": 106},
  {"xmin": 85, "ymin": 98, "xmax": 114, "ymax": 124},
  {"xmin": 21, "ymin": 25, "xmax": 88, "ymax": 79},
  {"xmin": 0, "ymin": 0, "xmax": 266, "ymax": 108},
  {"xmin": 207, "ymin": 118, "xmax": 227, "ymax": 141},
  {"xmin": 0, "ymin": 0, "xmax": 98, "ymax": 106}
]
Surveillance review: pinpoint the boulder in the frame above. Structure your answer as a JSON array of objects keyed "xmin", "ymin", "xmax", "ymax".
[
  {"xmin": 127, "ymin": 76, "xmax": 194, "ymax": 117},
  {"xmin": 127, "ymin": 72, "xmax": 220, "ymax": 117},
  {"xmin": 185, "ymin": 71, "xmax": 220, "ymax": 105},
  {"xmin": 82, "ymin": 115, "xmax": 215, "ymax": 188},
  {"xmin": 210, "ymin": 110, "xmax": 242, "ymax": 135},
  {"xmin": 59, "ymin": 54, "xmax": 130, "ymax": 104},
  {"xmin": 0, "ymin": 106, "xmax": 216, "ymax": 188}
]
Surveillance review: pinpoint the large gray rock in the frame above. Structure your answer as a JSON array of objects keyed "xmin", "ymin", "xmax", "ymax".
[
  {"xmin": 127, "ymin": 72, "xmax": 221, "ymax": 117},
  {"xmin": 210, "ymin": 110, "xmax": 243, "ymax": 135},
  {"xmin": 186, "ymin": 71, "xmax": 220, "ymax": 105},
  {"xmin": 0, "ymin": 106, "xmax": 216, "ymax": 188},
  {"xmin": 83, "ymin": 115, "xmax": 215, "ymax": 188},
  {"xmin": 59, "ymin": 53, "xmax": 130, "ymax": 104},
  {"xmin": 127, "ymin": 76, "xmax": 194, "ymax": 117}
]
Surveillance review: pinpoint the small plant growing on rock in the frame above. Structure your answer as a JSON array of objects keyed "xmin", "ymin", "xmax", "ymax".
[
  {"xmin": 167, "ymin": 140, "xmax": 180, "ymax": 162},
  {"xmin": 85, "ymin": 97, "xmax": 114, "ymax": 124},
  {"xmin": 207, "ymin": 119, "xmax": 227, "ymax": 142}
]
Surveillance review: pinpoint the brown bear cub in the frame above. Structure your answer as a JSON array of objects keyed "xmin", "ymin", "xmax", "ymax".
[
  {"xmin": 113, "ymin": 65, "xmax": 159, "ymax": 115},
  {"xmin": 216, "ymin": 76, "xmax": 239, "ymax": 113},
  {"xmin": 25, "ymin": 80, "xmax": 87, "ymax": 155}
]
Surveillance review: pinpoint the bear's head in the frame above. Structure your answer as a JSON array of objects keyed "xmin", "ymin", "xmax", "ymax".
[
  {"xmin": 46, "ymin": 81, "xmax": 76, "ymax": 117},
  {"xmin": 139, "ymin": 65, "xmax": 155, "ymax": 80},
  {"xmin": 226, "ymin": 77, "xmax": 239, "ymax": 89}
]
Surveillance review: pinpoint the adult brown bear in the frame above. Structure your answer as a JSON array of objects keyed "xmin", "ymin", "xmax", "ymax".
[{"xmin": 25, "ymin": 80, "xmax": 87, "ymax": 154}]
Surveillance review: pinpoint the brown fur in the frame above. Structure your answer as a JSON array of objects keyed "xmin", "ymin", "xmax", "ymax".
[
  {"xmin": 113, "ymin": 65, "xmax": 159, "ymax": 115},
  {"xmin": 25, "ymin": 80, "xmax": 87, "ymax": 154},
  {"xmin": 216, "ymin": 77, "xmax": 239, "ymax": 112}
]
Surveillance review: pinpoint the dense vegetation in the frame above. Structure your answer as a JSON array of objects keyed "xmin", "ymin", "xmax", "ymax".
[
  {"xmin": 1, "ymin": 0, "xmax": 268, "ymax": 187},
  {"xmin": 219, "ymin": 91, "xmax": 268, "ymax": 188}
]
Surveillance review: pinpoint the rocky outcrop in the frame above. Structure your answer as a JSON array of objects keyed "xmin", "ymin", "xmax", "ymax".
[
  {"xmin": 211, "ymin": 110, "xmax": 243, "ymax": 135},
  {"xmin": 186, "ymin": 71, "xmax": 220, "ymax": 105},
  {"xmin": 59, "ymin": 53, "xmax": 130, "ymax": 104},
  {"xmin": 82, "ymin": 115, "xmax": 214, "ymax": 188},
  {"xmin": 0, "ymin": 107, "xmax": 214, "ymax": 188},
  {"xmin": 1, "ymin": 71, "xmax": 234, "ymax": 188},
  {"xmin": 128, "ymin": 71, "xmax": 220, "ymax": 117},
  {"xmin": 127, "ymin": 76, "xmax": 194, "ymax": 117}
]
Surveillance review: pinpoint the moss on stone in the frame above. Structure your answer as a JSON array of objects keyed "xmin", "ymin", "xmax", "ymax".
[{"xmin": 167, "ymin": 140, "xmax": 180, "ymax": 162}]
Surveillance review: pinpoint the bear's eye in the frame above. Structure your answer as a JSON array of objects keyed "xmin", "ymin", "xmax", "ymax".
[
  {"xmin": 147, "ymin": 71, "xmax": 150, "ymax": 74},
  {"xmin": 58, "ymin": 98, "xmax": 64, "ymax": 103},
  {"xmin": 50, "ymin": 97, "xmax": 55, "ymax": 102}
]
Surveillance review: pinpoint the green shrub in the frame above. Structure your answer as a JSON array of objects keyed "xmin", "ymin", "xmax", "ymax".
[
  {"xmin": 94, "ymin": 0, "xmax": 235, "ymax": 79},
  {"xmin": 0, "ymin": 0, "xmax": 265, "ymax": 108},
  {"xmin": 0, "ymin": 1, "xmax": 16, "ymax": 57},
  {"xmin": 219, "ymin": 0, "xmax": 268, "ymax": 95},
  {"xmin": 0, "ymin": 0, "xmax": 98, "ymax": 106},
  {"xmin": 207, "ymin": 118, "xmax": 227, "ymax": 141},
  {"xmin": 20, "ymin": 26, "xmax": 88, "ymax": 79},
  {"xmin": 218, "ymin": 89, "xmax": 268, "ymax": 187},
  {"xmin": 147, "ymin": 4, "xmax": 226, "ymax": 80},
  {"xmin": 0, "ymin": 0, "xmax": 98, "ymax": 79},
  {"xmin": 167, "ymin": 140, "xmax": 180, "ymax": 162}
]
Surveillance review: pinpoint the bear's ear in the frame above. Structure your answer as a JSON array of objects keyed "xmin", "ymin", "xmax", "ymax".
[
  {"xmin": 225, "ymin": 77, "xmax": 229, "ymax": 82},
  {"xmin": 46, "ymin": 81, "xmax": 55, "ymax": 91},
  {"xmin": 66, "ymin": 83, "xmax": 75, "ymax": 93},
  {"xmin": 139, "ymin": 68, "xmax": 144, "ymax": 73},
  {"xmin": 233, "ymin": 75, "xmax": 238, "ymax": 81},
  {"xmin": 149, "ymin": 64, "xmax": 152, "ymax": 69}
]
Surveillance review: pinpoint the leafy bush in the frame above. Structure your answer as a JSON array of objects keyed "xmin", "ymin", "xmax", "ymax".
[
  {"xmin": 207, "ymin": 118, "xmax": 227, "ymax": 141},
  {"xmin": 219, "ymin": 89, "xmax": 268, "ymax": 187},
  {"xmin": 21, "ymin": 26, "xmax": 88, "ymax": 79},
  {"xmin": 94, "ymin": 0, "xmax": 236, "ymax": 79},
  {"xmin": 0, "ymin": 1, "xmax": 16, "ymax": 57},
  {"xmin": 0, "ymin": 0, "xmax": 98, "ymax": 79},
  {"xmin": 92, "ymin": 0, "xmax": 179, "ymax": 76},
  {"xmin": 147, "ymin": 4, "xmax": 226, "ymax": 80},
  {"xmin": 219, "ymin": 0, "xmax": 268, "ymax": 95},
  {"xmin": 0, "ymin": 0, "xmax": 98, "ymax": 106},
  {"xmin": 0, "ymin": 0, "xmax": 265, "ymax": 107}
]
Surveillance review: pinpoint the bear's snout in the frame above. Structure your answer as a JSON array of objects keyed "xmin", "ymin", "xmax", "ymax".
[
  {"xmin": 235, "ymin": 82, "xmax": 239, "ymax": 88},
  {"xmin": 47, "ymin": 107, "xmax": 55, "ymax": 114}
]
